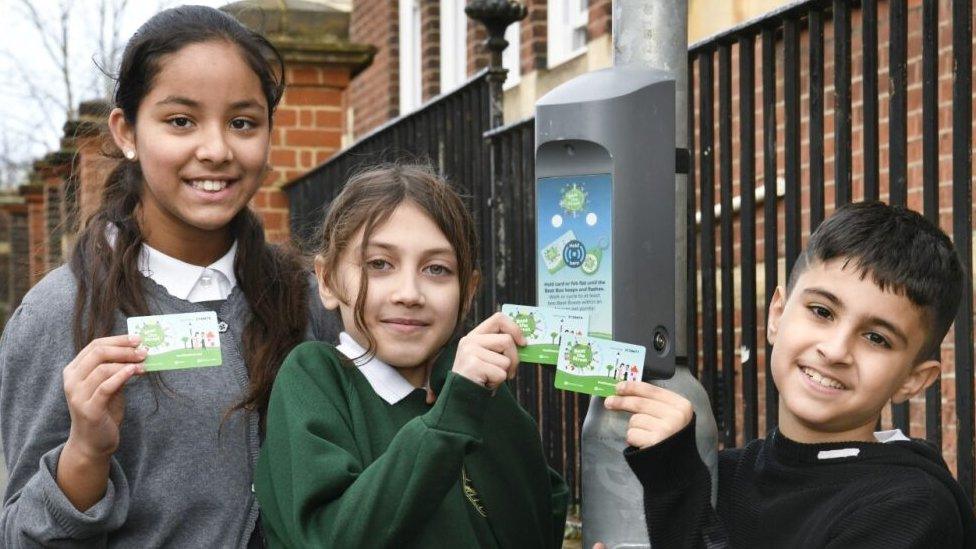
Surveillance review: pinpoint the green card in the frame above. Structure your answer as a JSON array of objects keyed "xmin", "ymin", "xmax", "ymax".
[
  {"xmin": 126, "ymin": 312, "xmax": 223, "ymax": 371},
  {"xmin": 502, "ymin": 304, "xmax": 588, "ymax": 365},
  {"xmin": 555, "ymin": 335, "xmax": 646, "ymax": 396}
]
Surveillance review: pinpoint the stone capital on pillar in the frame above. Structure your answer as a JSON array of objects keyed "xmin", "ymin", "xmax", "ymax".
[{"xmin": 223, "ymin": 0, "xmax": 376, "ymax": 244}]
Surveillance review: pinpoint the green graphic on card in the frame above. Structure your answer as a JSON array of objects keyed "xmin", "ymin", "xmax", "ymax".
[
  {"xmin": 555, "ymin": 335, "xmax": 645, "ymax": 396},
  {"xmin": 126, "ymin": 312, "xmax": 222, "ymax": 371},
  {"xmin": 502, "ymin": 304, "xmax": 588, "ymax": 365}
]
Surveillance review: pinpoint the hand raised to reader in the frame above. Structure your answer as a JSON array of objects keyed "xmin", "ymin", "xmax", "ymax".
[
  {"xmin": 603, "ymin": 381, "xmax": 694, "ymax": 449},
  {"xmin": 452, "ymin": 312, "xmax": 528, "ymax": 390}
]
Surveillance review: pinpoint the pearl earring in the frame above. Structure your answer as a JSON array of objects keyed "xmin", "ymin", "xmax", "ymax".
[{"xmin": 124, "ymin": 149, "xmax": 136, "ymax": 160}]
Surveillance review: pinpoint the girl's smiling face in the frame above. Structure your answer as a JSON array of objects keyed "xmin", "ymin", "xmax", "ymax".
[
  {"xmin": 109, "ymin": 40, "xmax": 269, "ymax": 259},
  {"xmin": 316, "ymin": 201, "xmax": 464, "ymax": 387}
]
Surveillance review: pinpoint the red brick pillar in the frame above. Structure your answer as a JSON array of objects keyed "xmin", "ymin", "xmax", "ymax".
[
  {"xmin": 19, "ymin": 185, "xmax": 45, "ymax": 286},
  {"xmin": 64, "ymin": 101, "xmax": 115, "ymax": 247},
  {"xmin": 33, "ymin": 151, "xmax": 73, "ymax": 269},
  {"xmin": 224, "ymin": 2, "xmax": 375, "ymax": 244}
]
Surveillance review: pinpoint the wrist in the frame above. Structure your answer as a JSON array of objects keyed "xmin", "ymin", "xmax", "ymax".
[
  {"xmin": 57, "ymin": 436, "xmax": 113, "ymax": 511},
  {"xmin": 62, "ymin": 434, "xmax": 114, "ymax": 469}
]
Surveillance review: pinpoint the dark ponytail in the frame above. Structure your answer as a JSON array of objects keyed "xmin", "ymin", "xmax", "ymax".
[{"xmin": 230, "ymin": 209, "xmax": 307, "ymax": 418}]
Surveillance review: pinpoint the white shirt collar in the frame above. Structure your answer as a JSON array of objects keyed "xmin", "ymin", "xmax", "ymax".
[
  {"xmin": 335, "ymin": 332, "xmax": 419, "ymax": 405},
  {"xmin": 138, "ymin": 240, "xmax": 238, "ymax": 302},
  {"xmin": 873, "ymin": 428, "xmax": 910, "ymax": 443},
  {"xmin": 104, "ymin": 223, "xmax": 238, "ymax": 302}
]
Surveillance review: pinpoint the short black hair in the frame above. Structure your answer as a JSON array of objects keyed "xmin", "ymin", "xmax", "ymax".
[{"xmin": 787, "ymin": 201, "xmax": 964, "ymax": 359}]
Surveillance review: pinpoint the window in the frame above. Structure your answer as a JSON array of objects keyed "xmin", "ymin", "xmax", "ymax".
[
  {"xmin": 547, "ymin": 0, "xmax": 588, "ymax": 68},
  {"xmin": 502, "ymin": 18, "xmax": 521, "ymax": 89},
  {"xmin": 399, "ymin": 0, "xmax": 422, "ymax": 114},
  {"xmin": 439, "ymin": 0, "xmax": 468, "ymax": 93}
]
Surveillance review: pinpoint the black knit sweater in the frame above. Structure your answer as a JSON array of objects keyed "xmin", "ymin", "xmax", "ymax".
[{"xmin": 624, "ymin": 420, "xmax": 976, "ymax": 548}]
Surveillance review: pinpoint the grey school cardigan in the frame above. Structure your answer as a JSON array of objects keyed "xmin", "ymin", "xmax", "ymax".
[{"xmin": 0, "ymin": 265, "xmax": 339, "ymax": 548}]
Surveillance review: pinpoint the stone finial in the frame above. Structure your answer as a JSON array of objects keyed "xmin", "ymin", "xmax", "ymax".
[{"xmin": 222, "ymin": 0, "xmax": 374, "ymax": 74}]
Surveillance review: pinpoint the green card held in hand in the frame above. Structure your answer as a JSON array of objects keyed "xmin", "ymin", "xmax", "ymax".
[
  {"xmin": 502, "ymin": 304, "xmax": 588, "ymax": 365},
  {"xmin": 126, "ymin": 312, "xmax": 223, "ymax": 372},
  {"xmin": 555, "ymin": 335, "xmax": 645, "ymax": 396}
]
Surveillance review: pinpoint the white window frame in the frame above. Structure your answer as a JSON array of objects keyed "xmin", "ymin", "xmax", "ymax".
[
  {"xmin": 502, "ymin": 19, "xmax": 521, "ymax": 89},
  {"xmin": 439, "ymin": 0, "xmax": 468, "ymax": 93},
  {"xmin": 547, "ymin": 0, "xmax": 589, "ymax": 68},
  {"xmin": 399, "ymin": 0, "xmax": 422, "ymax": 114}
]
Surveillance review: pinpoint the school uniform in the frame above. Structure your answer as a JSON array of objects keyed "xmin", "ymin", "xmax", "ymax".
[
  {"xmin": 255, "ymin": 332, "xmax": 569, "ymax": 548},
  {"xmin": 0, "ymin": 240, "xmax": 338, "ymax": 548}
]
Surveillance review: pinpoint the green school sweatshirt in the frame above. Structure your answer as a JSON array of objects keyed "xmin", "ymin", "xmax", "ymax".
[{"xmin": 255, "ymin": 341, "xmax": 569, "ymax": 548}]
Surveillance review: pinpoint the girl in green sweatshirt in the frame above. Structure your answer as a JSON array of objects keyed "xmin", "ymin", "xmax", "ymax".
[{"xmin": 255, "ymin": 164, "xmax": 568, "ymax": 547}]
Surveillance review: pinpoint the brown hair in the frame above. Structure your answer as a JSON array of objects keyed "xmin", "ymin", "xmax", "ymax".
[
  {"xmin": 70, "ymin": 6, "xmax": 307, "ymax": 421},
  {"xmin": 316, "ymin": 163, "xmax": 479, "ymax": 358}
]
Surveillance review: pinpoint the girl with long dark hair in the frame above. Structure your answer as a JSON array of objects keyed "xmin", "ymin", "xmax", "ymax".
[{"xmin": 0, "ymin": 6, "xmax": 335, "ymax": 546}]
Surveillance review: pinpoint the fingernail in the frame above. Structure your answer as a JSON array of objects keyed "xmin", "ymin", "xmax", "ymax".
[
  {"xmin": 136, "ymin": 347, "xmax": 148, "ymax": 356},
  {"xmin": 128, "ymin": 335, "xmax": 141, "ymax": 344},
  {"xmin": 616, "ymin": 381, "xmax": 626, "ymax": 391},
  {"xmin": 604, "ymin": 396, "xmax": 616, "ymax": 408},
  {"xmin": 135, "ymin": 363, "xmax": 146, "ymax": 374}
]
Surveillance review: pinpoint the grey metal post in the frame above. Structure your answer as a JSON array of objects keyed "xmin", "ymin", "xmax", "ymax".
[{"xmin": 612, "ymin": 0, "xmax": 719, "ymax": 503}]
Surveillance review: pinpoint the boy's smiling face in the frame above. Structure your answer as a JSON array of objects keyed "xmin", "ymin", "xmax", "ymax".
[{"xmin": 768, "ymin": 258, "xmax": 942, "ymax": 443}]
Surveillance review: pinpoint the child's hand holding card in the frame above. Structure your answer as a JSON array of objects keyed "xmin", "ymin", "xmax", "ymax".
[
  {"xmin": 126, "ymin": 312, "xmax": 223, "ymax": 372},
  {"xmin": 555, "ymin": 335, "xmax": 646, "ymax": 397},
  {"xmin": 502, "ymin": 304, "xmax": 588, "ymax": 365}
]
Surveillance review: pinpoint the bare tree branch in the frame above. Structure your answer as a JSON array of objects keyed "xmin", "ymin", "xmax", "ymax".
[
  {"xmin": 15, "ymin": 0, "xmax": 75, "ymax": 120},
  {"xmin": 1, "ymin": 0, "xmax": 134, "ymax": 188}
]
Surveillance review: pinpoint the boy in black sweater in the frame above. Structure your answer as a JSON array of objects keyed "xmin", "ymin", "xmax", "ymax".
[{"xmin": 605, "ymin": 202, "xmax": 976, "ymax": 548}]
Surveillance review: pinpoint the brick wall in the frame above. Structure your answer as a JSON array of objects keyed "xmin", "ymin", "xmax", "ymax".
[
  {"xmin": 37, "ymin": 155, "xmax": 72, "ymax": 269},
  {"xmin": 7, "ymin": 206, "xmax": 29, "ymax": 312},
  {"xmin": 349, "ymin": 0, "xmax": 399, "ymax": 137},
  {"xmin": 587, "ymin": 0, "xmax": 611, "ymax": 41},
  {"xmin": 261, "ymin": 64, "xmax": 350, "ymax": 242},
  {"xmin": 22, "ymin": 187, "xmax": 45, "ymax": 286},
  {"xmin": 75, "ymin": 134, "xmax": 118, "ymax": 227},
  {"xmin": 521, "ymin": 0, "xmax": 548, "ymax": 73},
  {"xmin": 421, "ymin": 1, "xmax": 440, "ymax": 100},
  {"xmin": 466, "ymin": 16, "xmax": 490, "ymax": 75},
  {"xmin": 45, "ymin": 183, "xmax": 61, "ymax": 268},
  {"xmin": 0, "ymin": 211, "xmax": 10, "ymax": 321}
]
